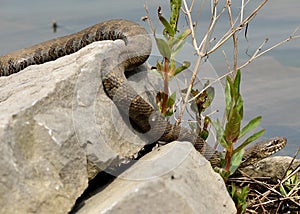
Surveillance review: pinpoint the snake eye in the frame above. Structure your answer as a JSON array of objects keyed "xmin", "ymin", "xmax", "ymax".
[{"xmin": 265, "ymin": 139, "xmax": 278, "ymax": 148}]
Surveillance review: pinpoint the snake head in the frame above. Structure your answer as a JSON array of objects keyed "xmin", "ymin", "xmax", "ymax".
[{"xmin": 240, "ymin": 137, "xmax": 287, "ymax": 168}]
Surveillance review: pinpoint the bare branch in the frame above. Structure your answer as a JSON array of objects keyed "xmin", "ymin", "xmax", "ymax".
[
  {"xmin": 222, "ymin": 50, "xmax": 231, "ymax": 72},
  {"xmin": 176, "ymin": 0, "xmax": 203, "ymax": 125},
  {"xmin": 207, "ymin": 0, "xmax": 268, "ymax": 55},
  {"xmin": 240, "ymin": 0, "xmax": 244, "ymax": 24},
  {"xmin": 144, "ymin": 1, "xmax": 156, "ymax": 35},
  {"xmin": 226, "ymin": 0, "xmax": 238, "ymax": 78},
  {"xmin": 238, "ymin": 28, "xmax": 300, "ymax": 71}
]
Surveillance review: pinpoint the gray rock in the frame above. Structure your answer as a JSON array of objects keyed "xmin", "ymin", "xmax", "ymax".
[
  {"xmin": 241, "ymin": 156, "xmax": 300, "ymax": 182},
  {"xmin": 0, "ymin": 40, "xmax": 148, "ymax": 214},
  {"xmin": 75, "ymin": 142, "xmax": 236, "ymax": 214},
  {"xmin": 0, "ymin": 39, "xmax": 237, "ymax": 214}
]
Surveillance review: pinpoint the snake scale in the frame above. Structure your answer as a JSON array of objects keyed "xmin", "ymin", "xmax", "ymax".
[{"xmin": 0, "ymin": 19, "xmax": 287, "ymax": 168}]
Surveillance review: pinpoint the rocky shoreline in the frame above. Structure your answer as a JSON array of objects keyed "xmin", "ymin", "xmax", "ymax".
[{"xmin": 0, "ymin": 40, "xmax": 298, "ymax": 213}]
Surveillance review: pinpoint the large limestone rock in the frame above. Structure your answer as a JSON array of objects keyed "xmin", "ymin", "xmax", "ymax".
[
  {"xmin": 0, "ymin": 40, "xmax": 148, "ymax": 214},
  {"xmin": 74, "ymin": 142, "xmax": 236, "ymax": 214},
  {"xmin": 0, "ymin": 38, "xmax": 236, "ymax": 214}
]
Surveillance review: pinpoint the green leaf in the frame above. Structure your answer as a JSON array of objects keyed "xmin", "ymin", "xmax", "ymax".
[
  {"xmin": 155, "ymin": 38, "xmax": 171, "ymax": 60},
  {"xmin": 229, "ymin": 149, "xmax": 244, "ymax": 175},
  {"xmin": 169, "ymin": 28, "xmax": 191, "ymax": 52},
  {"xmin": 233, "ymin": 69, "xmax": 241, "ymax": 95},
  {"xmin": 239, "ymin": 116, "xmax": 262, "ymax": 139},
  {"xmin": 170, "ymin": 0, "xmax": 181, "ymax": 32},
  {"xmin": 169, "ymin": 59, "xmax": 177, "ymax": 77},
  {"xmin": 219, "ymin": 152, "xmax": 226, "ymax": 168},
  {"xmin": 210, "ymin": 119, "xmax": 228, "ymax": 148},
  {"xmin": 151, "ymin": 62, "xmax": 164, "ymax": 78},
  {"xmin": 174, "ymin": 61, "xmax": 190, "ymax": 75},
  {"xmin": 200, "ymin": 129, "xmax": 209, "ymax": 140},
  {"xmin": 167, "ymin": 92, "xmax": 176, "ymax": 107},
  {"xmin": 225, "ymin": 77, "xmax": 233, "ymax": 118},
  {"xmin": 156, "ymin": 61, "xmax": 163, "ymax": 71},
  {"xmin": 280, "ymin": 185, "xmax": 288, "ymax": 196},
  {"xmin": 282, "ymin": 170, "xmax": 299, "ymax": 193},
  {"xmin": 164, "ymin": 110, "xmax": 174, "ymax": 117},
  {"xmin": 225, "ymin": 106, "xmax": 242, "ymax": 143},
  {"xmin": 217, "ymin": 168, "xmax": 231, "ymax": 180},
  {"xmin": 230, "ymin": 183, "xmax": 237, "ymax": 198},
  {"xmin": 171, "ymin": 39, "xmax": 185, "ymax": 57},
  {"xmin": 176, "ymin": 28, "xmax": 191, "ymax": 41},
  {"xmin": 202, "ymin": 86, "xmax": 215, "ymax": 109},
  {"xmin": 233, "ymin": 129, "xmax": 265, "ymax": 155},
  {"xmin": 240, "ymin": 186, "xmax": 249, "ymax": 199},
  {"xmin": 224, "ymin": 70, "xmax": 244, "ymax": 143},
  {"xmin": 236, "ymin": 96, "xmax": 244, "ymax": 120},
  {"xmin": 159, "ymin": 15, "xmax": 175, "ymax": 36}
]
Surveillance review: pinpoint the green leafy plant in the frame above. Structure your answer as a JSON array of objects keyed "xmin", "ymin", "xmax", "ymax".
[
  {"xmin": 153, "ymin": 0, "xmax": 214, "ymax": 141},
  {"xmin": 145, "ymin": 0, "xmax": 300, "ymax": 212},
  {"xmin": 154, "ymin": 0, "xmax": 192, "ymax": 116},
  {"xmin": 153, "ymin": 2, "xmax": 265, "ymax": 179},
  {"xmin": 211, "ymin": 70, "xmax": 265, "ymax": 178},
  {"xmin": 228, "ymin": 183, "xmax": 249, "ymax": 214},
  {"xmin": 187, "ymin": 81, "xmax": 215, "ymax": 140},
  {"xmin": 280, "ymin": 169, "xmax": 299, "ymax": 196}
]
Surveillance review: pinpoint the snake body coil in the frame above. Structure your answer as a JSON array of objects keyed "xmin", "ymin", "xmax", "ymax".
[{"xmin": 0, "ymin": 19, "xmax": 286, "ymax": 167}]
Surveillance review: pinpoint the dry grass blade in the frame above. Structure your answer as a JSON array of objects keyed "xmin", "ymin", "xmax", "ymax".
[{"xmin": 228, "ymin": 155, "xmax": 300, "ymax": 213}]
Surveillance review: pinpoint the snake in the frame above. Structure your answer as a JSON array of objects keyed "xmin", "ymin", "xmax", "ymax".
[{"xmin": 0, "ymin": 19, "xmax": 287, "ymax": 168}]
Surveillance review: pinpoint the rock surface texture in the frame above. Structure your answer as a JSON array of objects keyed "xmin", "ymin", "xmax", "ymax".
[
  {"xmin": 0, "ymin": 40, "xmax": 236, "ymax": 214},
  {"xmin": 1, "ymin": 37, "xmax": 298, "ymax": 214},
  {"xmin": 0, "ymin": 40, "xmax": 148, "ymax": 214},
  {"xmin": 241, "ymin": 156, "xmax": 300, "ymax": 182},
  {"xmin": 74, "ymin": 142, "xmax": 237, "ymax": 214}
]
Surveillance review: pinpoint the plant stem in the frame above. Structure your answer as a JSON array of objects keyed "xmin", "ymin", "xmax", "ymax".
[
  {"xmin": 162, "ymin": 57, "xmax": 170, "ymax": 114},
  {"xmin": 225, "ymin": 143, "xmax": 233, "ymax": 172}
]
